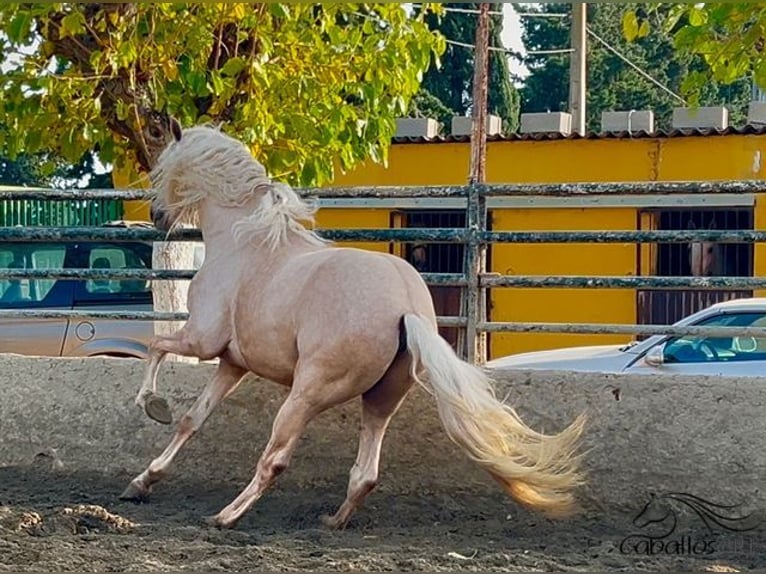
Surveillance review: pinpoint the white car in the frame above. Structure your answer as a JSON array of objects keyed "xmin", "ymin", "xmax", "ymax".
[{"xmin": 487, "ymin": 297, "xmax": 766, "ymax": 377}]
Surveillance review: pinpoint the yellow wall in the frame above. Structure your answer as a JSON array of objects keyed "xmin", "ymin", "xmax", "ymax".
[
  {"xmin": 110, "ymin": 132, "xmax": 766, "ymax": 360},
  {"xmin": 313, "ymin": 209, "xmax": 392, "ymax": 254},
  {"xmin": 326, "ymin": 133, "xmax": 766, "ymax": 359},
  {"xmin": 332, "ymin": 135, "xmax": 766, "ymax": 184},
  {"xmin": 112, "ymin": 167, "xmax": 151, "ymax": 222},
  {"xmin": 489, "ymin": 208, "xmax": 636, "ymax": 357}
]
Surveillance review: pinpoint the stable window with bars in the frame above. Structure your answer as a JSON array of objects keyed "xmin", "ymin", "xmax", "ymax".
[{"xmin": 637, "ymin": 208, "xmax": 754, "ymax": 327}]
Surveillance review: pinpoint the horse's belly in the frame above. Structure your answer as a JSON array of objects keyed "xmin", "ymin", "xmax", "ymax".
[{"xmin": 229, "ymin": 325, "xmax": 297, "ymax": 387}]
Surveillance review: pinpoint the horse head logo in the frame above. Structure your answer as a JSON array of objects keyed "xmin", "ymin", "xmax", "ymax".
[{"xmin": 632, "ymin": 492, "xmax": 762, "ymax": 539}]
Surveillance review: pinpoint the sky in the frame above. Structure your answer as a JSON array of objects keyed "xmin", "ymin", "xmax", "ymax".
[{"xmin": 500, "ymin": 3, "xmax": 530, "ymax": 80}]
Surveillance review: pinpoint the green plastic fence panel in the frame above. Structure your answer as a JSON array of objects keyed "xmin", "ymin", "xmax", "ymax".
[{"xmin": 0, "ymin": 199, "xmax": 124, "ymax": 227}]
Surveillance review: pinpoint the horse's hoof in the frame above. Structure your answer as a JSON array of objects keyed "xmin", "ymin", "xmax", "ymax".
[
  {"xmin": 144, "ymin": 393, "xmax": 173, "ymax": 425},
  {"xmin": 119, "ymin": 482, "xmax": 149, "ymax": 503},
  {"xmin": 320, "ymin": 513, "xmax": 344, "ymax": 530},
  {"xmin": 204, "ymin": 515, "xmax": 227, "ymax": 529}
]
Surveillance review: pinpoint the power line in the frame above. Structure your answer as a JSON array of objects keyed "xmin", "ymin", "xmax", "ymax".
[
  {"xmin": 445, "ymin": 38, "xmax": 572, "ymax": 57},
  {"xmin": 515, "ymin": 12, "xmax": 570, "ymax": 19},
  {"xmin": 586, "ymin": 27, "xmax": 687, "ymax": 105},
  {"xmin": 443, "ymin": 6, "xmax": 504, "ymax": 17},
  {"xmin": 409, "ymin": 4, "xmax": 504, "ymax": 17}
]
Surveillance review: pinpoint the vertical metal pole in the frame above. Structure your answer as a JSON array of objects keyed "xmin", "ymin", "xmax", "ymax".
[
  {"xmin": 568, "ymin": 2, "xmax": 587, "ymax": 136},
  {"xmin": 463, "ymin": 2, "xmax": 490, "ymax": 365}
]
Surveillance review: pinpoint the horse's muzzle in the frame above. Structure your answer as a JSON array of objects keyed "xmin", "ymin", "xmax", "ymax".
[{"xmin": 151, "ymin": 205, "xmax": 171, "ymax": 231}]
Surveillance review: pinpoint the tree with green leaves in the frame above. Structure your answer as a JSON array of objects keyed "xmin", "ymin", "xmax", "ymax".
[
  {"xmin": 410, "ymin": 3, "xmax": 520, "ymax": 134},
  {"xmin": 0, "ymin": 3, "xmax": 444, "ymax": 187},
  {"xmin": 518, "ymin": 3, "xmax": 751, "ymax": 132},
  {"xmin": 623, "ymin": 4, "xmax": 766, "ymax": 106},
  {"xmin": 0, "ymin": 3, "xmax": 445, "ymax": 356},
  {"xmin": 0, "ymin": 148, "xmax": 111, "ymax": 189}
]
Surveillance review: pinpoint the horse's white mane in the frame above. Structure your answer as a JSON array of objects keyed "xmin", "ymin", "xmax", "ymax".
[{"xmin": 150, "ymin": 124, "xmax": 328, "ymax": 251}]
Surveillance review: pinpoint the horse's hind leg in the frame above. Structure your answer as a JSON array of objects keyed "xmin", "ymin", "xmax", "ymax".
[
  {"xmin": 120, "ymin": 358, "xmax": 247, "ymax": 501},
  {"xmin": 207, "ymin": 361, "xmax": 383, "ymax": 530},
  {"xmin": 206, "ymin": 389, "xmax": 318, "ymax": 528},
  {"xmin": 321, "ymin": 353, "xmax": 415, "ymax": 530}
]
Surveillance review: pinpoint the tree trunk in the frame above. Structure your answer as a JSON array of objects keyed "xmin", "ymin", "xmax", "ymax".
[{"xmin": 151, "ymin": 231, "xmax": 204, "ymax": 363}]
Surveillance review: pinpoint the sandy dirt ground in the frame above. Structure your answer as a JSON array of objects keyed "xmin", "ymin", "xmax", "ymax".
[
  {"xmin": 1, "ymin": 464, "xmax": 761, "ymax": 572},
  {"xmin": 2, "ymin": 356, "xmax": 764, "ymax": 572}
]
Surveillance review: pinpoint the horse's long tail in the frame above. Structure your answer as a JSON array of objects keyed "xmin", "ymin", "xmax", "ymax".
[{"xmin": 402, "ymin": 313, "xmax": 587, "ymax": 517}]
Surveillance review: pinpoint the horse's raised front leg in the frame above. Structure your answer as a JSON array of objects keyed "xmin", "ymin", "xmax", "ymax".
[
  {"xmin": 135, "ymin": 324, "xmax": 227, "ymax": 424},
  {"xmin": 135, "ymin": 346, "xmax": 169, "ymax": 424},
  {"xmin": 121, "ymin": 358, "xmax": 247, "ymax": 502}
]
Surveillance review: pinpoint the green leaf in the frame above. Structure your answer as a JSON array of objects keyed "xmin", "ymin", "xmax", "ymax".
[
  {"xmin": 8, "ymin": 11, "xmax": 32, "ymax": 43},
  {"xmin": 209, "ymin": 71, "xmax": 224, "ymax": 96},
  {"xmin": 60, "ymin": 11, "xmax": 86, "ymax": 37},
  {"xmin": 185, "ymin": 70, "xmax": 207, "ymax": 96},
  {"xmin": 637, "ymin": 20, "xmax": 650, "ymax": 40},
  {"xmin": 220, "ymin": 56, "xmax": 245, "ymax": 77},
  {"xmin": 688, "ymin": 7, "xmax": 707, "ymax": 27},
  {"xmin": 622, "ymin": 11, "xmax": 640, "ymax": 42}
]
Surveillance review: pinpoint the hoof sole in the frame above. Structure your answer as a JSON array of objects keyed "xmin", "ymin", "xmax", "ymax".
[{"xmin": 144, "ymin": 393, "xmax": 172, "ymax": 425}]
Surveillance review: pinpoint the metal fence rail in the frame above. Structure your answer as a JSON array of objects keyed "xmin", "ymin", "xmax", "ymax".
[{"xmin": 2, "ymin": 179, "xmax": 766, "ymax": 362}]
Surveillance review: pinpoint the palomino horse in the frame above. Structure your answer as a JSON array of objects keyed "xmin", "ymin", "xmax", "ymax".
[
  {"xmin": 688, "ymin": 220, "xmax": 723, "ymax": 277},
  {"xmin": 119, "ymin": 123, "xmax": 587, "ymax": 530}
]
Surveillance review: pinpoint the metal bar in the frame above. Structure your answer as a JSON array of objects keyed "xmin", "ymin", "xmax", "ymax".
[
  {"xmin": 7, "ymin": 180, "xmax": 766, "ymax": 202},
  {"xmin": 0, "ymin": 310, "xmax": 188, "ymax": 321},
  {"xmin": 9, "ymin": 269, "xmax": 766, "ymax": 290},
  {"xmin": 0, "ymin": 226, "xmax": 472, "ymax": 243},
  {"xmin": 474, "ymin": 180, "xmax": 766, "ymax": 197},
  {"xmin": 0, "ymin": 308, "xmax": 464, "ymax": 328},
  {"xmin": 321, "ymin": 228, "xmax": 469, "ymax": 242},
  {"xmin": 478, "ymin": 321, "xmax": 766, "ymax": 338},
  {"xmin": 481, "ymin": 230, "xmax": 766, "ymax": 243},
  {"xmin": 0, "ymin": 268, "xmax": 197, "ymax": 280},
  {"xmin": 481, "ymin": 275, "xmax": 766, "ymax": 289},
  {"xmin": 0, "ymin": 226, "xmax": 201, "ymax": 242},
  {"xmin": 307, "ymin": 181, "xmax": 766, "ymax": 199},
  {"xmin": 0, "ymin": 189, "xmax": 151, "ymax": 201},
  {"xmin": 420, "ymin": 273, "xmax": 469, "ymax": 287},
  {"xmin": 0, "ymin": 267, "xmax": 467, "ymax": 286},
  {"xmin": 9, "ymin": 226, "xmax": 766, "ymax": 245}
]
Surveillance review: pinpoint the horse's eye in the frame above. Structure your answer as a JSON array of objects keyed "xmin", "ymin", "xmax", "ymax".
[{"xmin": 707, "ymin": 247, "xmax": 714, "ymax": 254}]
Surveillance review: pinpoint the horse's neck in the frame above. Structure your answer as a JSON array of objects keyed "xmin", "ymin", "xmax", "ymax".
[{"xmin": 197, "ymin": 203, "xmax": 327, "ymax": 268}]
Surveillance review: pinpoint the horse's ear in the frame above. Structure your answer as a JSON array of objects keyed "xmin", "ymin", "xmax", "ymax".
[{"xmin": 170, "ymin": 117, "xmax": 182, "ymax": 142}]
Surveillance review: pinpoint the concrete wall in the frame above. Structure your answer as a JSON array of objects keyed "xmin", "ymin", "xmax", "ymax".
[{"xmin": 1, "ymin": 355, "xmax": 765, "ymax": 518}]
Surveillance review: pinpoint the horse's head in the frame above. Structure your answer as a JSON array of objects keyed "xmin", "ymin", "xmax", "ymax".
[
  {"xmin": 688, "ymin": 220, "xmax": 720, "ymax": 277},
  {"xmin": 633, "ymin": 493, "xmax": 674, "ymax": 529},
  {"xmin": 148, "ymin": 123, "xmax": 325, "ymax": 251},
  {"xmin": 148, "ymin": 123, "xmax": 270, "ymax": 233},
  {"xmin": 147, "ymin": 116, "xmax": 184, "ymax": 231}
]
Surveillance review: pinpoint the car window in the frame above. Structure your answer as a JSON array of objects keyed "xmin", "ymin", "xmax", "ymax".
[
  {"xmin": 0, "ymin": 244, "xmax": 67, "ymax": 305},
  {"xmin": 75, "ymin": 243, "xmax": 152, "ymax": 303},
  {"xmin": 663, "ymin": 312, "xmax": 766, "ymax": 364}
]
